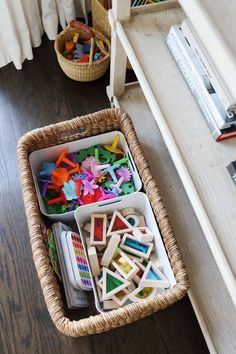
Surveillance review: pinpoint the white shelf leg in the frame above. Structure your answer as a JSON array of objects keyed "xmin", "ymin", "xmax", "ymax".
[{"xmin": 109, "ymin": 0, "xmax": 131, "ymax": 99}]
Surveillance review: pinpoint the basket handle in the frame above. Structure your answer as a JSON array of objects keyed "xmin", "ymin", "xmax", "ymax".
[
  {"xmin": 18, "ymin": 110, "xmax": 120, "ymax": 148},
  {"xmin": 69, "ymin": 20, "xmax": 95, "ymax": 38}
]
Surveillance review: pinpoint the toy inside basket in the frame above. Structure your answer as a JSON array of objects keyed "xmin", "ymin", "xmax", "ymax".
[
  {"xmin": 75, "ymin": 192, "xmax": 177, "ymax": 312},
  {"xmin": 29, "ymin": 131, "xmax": 142, "ymax": 221},
  {"xmin": 17, "ymin": 108, "xmax": 189, "ymax": 336}
]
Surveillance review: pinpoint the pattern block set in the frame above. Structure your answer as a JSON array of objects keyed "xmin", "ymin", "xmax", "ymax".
[{"xmin": 84, "ymin": 208, "xmax": 170, "ymax": 310}]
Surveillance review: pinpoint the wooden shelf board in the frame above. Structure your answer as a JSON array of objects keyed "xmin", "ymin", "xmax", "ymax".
[
  {"xmin": 111, "ymin": 3, "xmax": 236, "ymax": 304},
  {"xmin": 108, "ymin": 82, "xmax": 236, "ymax": 353},
  {"xmin": 179, "ymin": 0, "xmax": 236, "ymax": 100}
]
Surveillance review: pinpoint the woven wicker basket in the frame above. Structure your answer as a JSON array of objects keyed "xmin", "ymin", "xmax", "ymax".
[
  {"xmin": 91, "ymin": 0, "xmax": 153, "ymax": 39},
  {"xmin": 54, "ymin": 23, "xmax": 110, "ymax": 82},
  {"xmin": 17, "ymin": 109, "xmax": 189, "ymax": 337}
]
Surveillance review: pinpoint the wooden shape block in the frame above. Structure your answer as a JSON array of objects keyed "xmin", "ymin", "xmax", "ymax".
[
  {"xmin": 132, "ymin": 265, "xmax": 145, "ymax": 284},
  {"xmin": 121, "ymin": 207, "xmax": 135, "ymax": 217},
  {"xmin": 139, "ymin": 261, "xmax": 170, "ymax": 289},
  {"xmin": 107, "ymin": 210, "xmax": 133, "ymax": 236},
  {"xmin": 83, "ymin": 222, "xmax": 91, "ymax": 233},
  {"xmin": 138, "ymin": 215, "xmax": 146, "ymax": 227},
  {"xmin": 90, "ymin": 214, "xmax": 107, "ymax": 245},
  {"xmin": 96, "ymin": 284, "xmax": 103, "ymax": 302},
  {"xmin": 86, "ymin": 237, "xmax": 91, "ymax": 248},
  {"xmin": 101, "ymin": 233, "xmax": 121, "ymax": 267},
  {"xmin": 151, "ymin": 243, "xmax": 155, "ymax": 253},
  {"xmin": 128, "ymin": 286, "xmax": 159, "ymax": 302},
  {"xmin": 112, "ymin": 288, "xmax": 130, "ymax": 306},
  {"xmin": 103, "ymin": 300, "xmax": 120, "ymax": 310},
  {"xmin": 102, "ymin": 267, "xmax": 130, "ymax": 300},
  {"xmin": 133, "ymin": 227, "xmax": 154, "ymax": 242},
  {"xmin": 120, "ymin": 234, "xmax": 153, "ymax": 259},
  {"xmin": 96, "ymin": 244, "xmax": 107, "ymax": 252},
  {"xmin": 124, "ymin": 251, "xmax": 143, "ymax": 262},
  {"xmin": 87, "ymin": 246, "xmax": 100, "ymax": 276},
  {"xmin": 95, "ymin": 270, "xmax": 103, "ymax": 288},
  {"xmin": 96, "ymin": 277, "xmax": 103, "ymax": 290},
  {"xmin": 111, "ymin": 248, "xmax": 139, "ymax": 280},
  {"xmin": 125, "ymin": 214, "xmax": 140, "ymax": 227}
]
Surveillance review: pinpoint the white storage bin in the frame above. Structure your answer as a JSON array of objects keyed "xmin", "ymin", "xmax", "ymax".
[
  {"xmin": 29, "ymin": 131, "xmax": 142, "ymax": 221},
  {"xmin": 74, "ymin": 192, "xmax": 176, "ymax": 313}
]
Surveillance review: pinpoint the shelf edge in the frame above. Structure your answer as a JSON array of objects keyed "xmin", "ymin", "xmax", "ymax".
[{"xmin": 114, "ymin": 18, "xmax": 236, "ymax": 307}]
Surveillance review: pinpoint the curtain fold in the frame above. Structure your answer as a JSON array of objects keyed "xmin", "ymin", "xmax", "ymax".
[{"xmin": 0, "ymin": 0, "xmax": 89, "ymax": 70}]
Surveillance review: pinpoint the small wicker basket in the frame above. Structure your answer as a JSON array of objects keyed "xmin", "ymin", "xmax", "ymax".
[
  {"xmin": 17, "ymin": 109, "xmax": 189, "ymax": 337},
  {"xmin": 91, "ymin": 0, "xmax": 154, "ymax": 70},
  {"xmin": 91, "ymin": 0, "xmax": 153, "ymax": 39},
  {"xmin": 54, "ymin": 21, "xmax": 110, "ymax": 82}
]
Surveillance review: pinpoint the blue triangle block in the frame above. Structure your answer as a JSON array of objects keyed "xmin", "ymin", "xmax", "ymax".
[{"xmin": 146, "ymin": 267, "xmax": 161, "ymax": 281}]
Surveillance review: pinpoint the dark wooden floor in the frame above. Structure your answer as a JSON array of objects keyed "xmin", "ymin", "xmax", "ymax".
[{"xmin": 0, "ymin": 36, "xmax": 209, "ymax": 354}]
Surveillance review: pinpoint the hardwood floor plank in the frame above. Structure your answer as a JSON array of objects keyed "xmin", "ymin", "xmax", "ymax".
[{"xmin": 0, "ymin": 36, "xmax": 208, "ymax": 354}]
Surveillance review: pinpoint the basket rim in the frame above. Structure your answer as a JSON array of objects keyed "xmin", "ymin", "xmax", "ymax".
[
  {"xmin": 17, "ymin": 108, "xmax": 189, "ymax": 337},
  {"xmin": 54, "ymin": 25, "xmax": 111, "ymax": 67}
]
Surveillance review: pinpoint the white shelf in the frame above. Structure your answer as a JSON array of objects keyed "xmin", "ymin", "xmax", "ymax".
[
  {"xmin": 179, "ymin": 0, "xmax": 236, "ymax": 101},
  {"xmin": 108, "ymin": 82, "xmax": 236, "ymax": 353},
  {"xmin": 109, "ymin": 1, "xmax": 236, "ymax": 306}
]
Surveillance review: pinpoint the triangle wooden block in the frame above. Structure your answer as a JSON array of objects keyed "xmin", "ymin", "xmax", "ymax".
[
  {"xmin": 107, "ymin": 210, "xmax": 133, "ymax": 236},
  {"xmin": 102, "ymin": 267, "xmax": 130, "ymax": 300},
  {"xmin": 139, "ymin": 261, "xmax": 170, "ymax": 289}
]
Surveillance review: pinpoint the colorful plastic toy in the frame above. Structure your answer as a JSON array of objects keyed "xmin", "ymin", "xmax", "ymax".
[
  {"xmin": 80, "ymin": 188, "xmax": 101, "ymax": 204},
  {"xmin": 37, "ymin": 162, "xmax": 56, "ymax": 177},
  {"xmin": 56, "ymin": 148, "xmax": 76, "ymax": 168},
  {"xmin": 88, "ymin": 159, "xmax": 110, "ymax": 177},
  {"xmin": 74, "ymin": 43, "xmax": 84, "ymax": 59},
  {"xmin": 78, "ymin": 54, "xmax": 89, "ymax": 63},
  {"xmin": 121, "ymin": 182, "xmax": 135, "ymax": 195},
  {"xmin": 97, "ymin": 187, "xmax": 115, "ymax": 201},
  {"xmin": 82, "ymin": 179, "xmax": 99, "ymax": 196},
  {"xmin": 62, "ymin": 180, "xmax": 77, "ymax": 201},
  {"xmin": 109, "ymin": 176, "xmax": 124, "ymax": 195},
  {"xmin": 51, "ymin": 167, "xmax": 69, "ymax": 186},
  {"xmin": 47, "ymin": 190, "xmax": 67, "ymax": 205},
  {"xmin": 73, "ymin": 32, "xmax": 80, "ymax": 43},
  {"xmin": 115, "ymin": 156, "xmax": 129, "ymax": 166},
  {"xmin": 116, "ymin": 167, "xmax": 131, "ymax": 182},
  {"xmin": 73, "ymin": 178, "xmax": 82, "ymax": 196},
  {"xmin": 102, "ymin": 164, "xmax": 119, "ymax": 182},
  {"xmin": 39, "ymin": 180, "xmax": 50, "ymax": 197},
  {"xmin": 37, "ymin": 136, "xmax": 136, "ymax": 214},
  {"xmin": 104, "ymin": 134, "xmax": 123, "ymax": 154},
  {"xmin": 65, "ymin": 41, "xmax": 75, "ymax": 52}
]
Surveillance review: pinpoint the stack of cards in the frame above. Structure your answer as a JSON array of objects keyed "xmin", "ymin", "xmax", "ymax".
[{"xmin": 52, "ymin": 222, "xmax": 91, "ymax": 309}]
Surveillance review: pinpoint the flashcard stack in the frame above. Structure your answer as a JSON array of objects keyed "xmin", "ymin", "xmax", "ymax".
[
  {"xmin": 83, "ymin": 208, "xmax": 170, "ymax": 311},
  {"xmin": 52, "ymin": 222, "xmax": 91, "ymax": 308}
]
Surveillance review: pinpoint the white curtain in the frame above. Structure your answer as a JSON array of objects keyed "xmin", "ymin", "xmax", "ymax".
[{"xmin": 0, "ymin": 0, "xmax": 90, "ymax": 70}]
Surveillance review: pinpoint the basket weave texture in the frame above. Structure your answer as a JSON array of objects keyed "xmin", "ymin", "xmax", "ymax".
[
  {"xmin": 54, "ymin": 25, "xmax": 110, "ymax": 82},
  {"xmin": 91, "ymin": 0, "xmax": 153, "ymax": 38},
  {"xmin": 17, "ymin": 109, "xmax": 189, "ymax": 337}
]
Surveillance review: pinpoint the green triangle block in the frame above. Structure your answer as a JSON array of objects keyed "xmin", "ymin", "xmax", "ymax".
[{"xmin": 106, "ymin": 273, "xmax": 124, "ymax": 293}]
